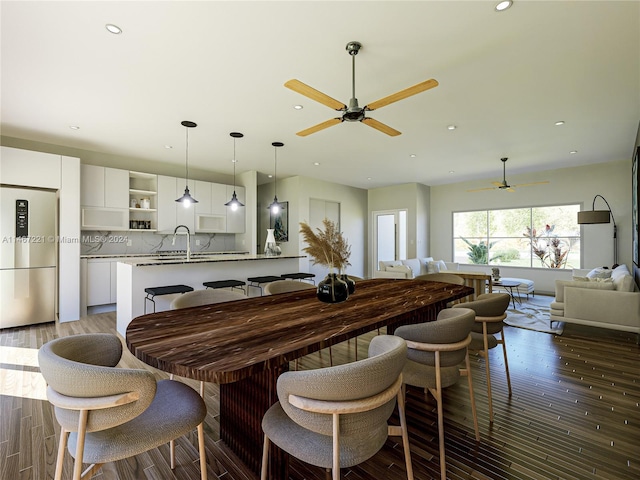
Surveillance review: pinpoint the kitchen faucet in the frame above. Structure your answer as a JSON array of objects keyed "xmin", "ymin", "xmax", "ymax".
[{"xmin": 172, "ymin": 225, "xmax": 191, "ymax": 261}]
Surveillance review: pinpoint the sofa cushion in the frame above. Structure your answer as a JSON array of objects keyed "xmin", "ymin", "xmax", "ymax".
[
  {"xmin": 555, "ymin": 279, "xmax": 616, "ymax": 302},
  {"xmin": 611, "ymin": 270, "xmax": 634, "ymax": 292},
  {"xmin": 386, "ymin": 265, "xmax": 413, "ymax": 278},
  {"xmin": 427, "ymin": 260, "xmax": 447, "ymax": 274},
  {"xmin": 401, "ymin": 258, "xmax": 422, "ymax": 277}
]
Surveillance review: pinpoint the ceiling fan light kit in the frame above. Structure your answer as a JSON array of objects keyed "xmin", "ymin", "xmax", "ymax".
[{"xmin": 285, "ymin": 41, "xmax": 438, "ymax": 137}]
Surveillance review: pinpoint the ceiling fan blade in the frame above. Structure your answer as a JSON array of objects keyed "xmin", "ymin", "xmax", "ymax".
[
  {"xmin": 467, "ymin": 187, "xmax": 496, "ymax": 192},
  {"xmin": 284, "ymin": 79, "xmax": 346, "ymax": 111},
  {"xmin": 491, "ymin": 181, "xmax": 504, "ymax": 187},
  {"xmin": 365, "ymin": 79, "xmax": 439, "ymax": 111},
  {"xmin": 511, "ymin": 181, "xmax": 551, "ymax": 187},
  {"xmin": 296, "ymin": 118, "xmax": 342, "ymax": 137},
  {"xmin": 362, "ymin": 117, "xmax": 401, "ymax": 136}
]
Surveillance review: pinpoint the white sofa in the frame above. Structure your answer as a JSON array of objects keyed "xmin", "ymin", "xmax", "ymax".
[
  {"xmin": 373, "ymin": 257, "xmax": 459, "ymax": 279},
  {"xmin": 550, "ymin": 264, "xmax": 640, "ymax": 334}
]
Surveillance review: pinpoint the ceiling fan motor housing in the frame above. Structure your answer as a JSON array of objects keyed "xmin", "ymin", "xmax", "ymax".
[{"xmin": 344, "ymin": 97, "xmax": 364, "ymax": 121}]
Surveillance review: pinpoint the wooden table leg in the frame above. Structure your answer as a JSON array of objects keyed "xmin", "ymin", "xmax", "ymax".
[{"xmin": 220, "ymin": 363, "xmax": 289, "ymax": 479}]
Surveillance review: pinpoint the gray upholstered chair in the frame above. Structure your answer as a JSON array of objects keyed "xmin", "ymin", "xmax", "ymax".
[
  {"xmin": 170, "ymin": 288, "xmax": 245, "ymax": 309},
  {"xmin": 394, "ymin": 307, "xmax": 480, "ymax": 480},
  {"xmin": 38, "ymin": 333, "xmax": 207, "ymax": 480},
  {"xmin": 260, "ymin": 335, "xmax": 414, "ymax": 480},
  {"xmin": 453, "ymin": 292, "xmax": 511, "ymax": 422},
  {"xmin": 414, "ymin": 272, "xmax": 465, "ymax": 285},
  {"xmin": 264, "ymin": 279, "xmax": 316, "ymax": 295}
]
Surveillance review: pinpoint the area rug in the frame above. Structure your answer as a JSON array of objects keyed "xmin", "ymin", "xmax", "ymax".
[{"xmin": 503, "ymin": 294, "xmax": 564, "ymax": 334}]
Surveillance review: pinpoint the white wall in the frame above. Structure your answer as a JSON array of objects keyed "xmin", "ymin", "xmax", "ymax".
[
  {"xmin": 430, "ymin": 160, "xmax": 631, "ymax": 293},
  {"xmin": 258, "ymin": 176, "xmax": 368, "ymax": 278}
]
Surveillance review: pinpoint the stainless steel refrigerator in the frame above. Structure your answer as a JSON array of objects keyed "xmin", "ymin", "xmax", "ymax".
[{"xmin": 1, "ymin": 186, "xmax": 57, "ymax": 328}]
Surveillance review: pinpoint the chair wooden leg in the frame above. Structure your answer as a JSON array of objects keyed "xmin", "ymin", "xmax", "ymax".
[
  {"xmin": 261, "ymin": 435, "xmax": 269, "ymax": 480},
  {"xmin": 482, "ymin": 323, "xmax": 495, "ymax": 423},
  {"xmin": 55, "ymin": 428, "xmax": 68, "ymax": 480},
  {"xmin": 332, "ymin": 413, "xmax": 340, "ymax": 480},
  {"xmin": 197, "ymin": 422, "xmax": 207, "ymax": 480},
  {"xmin": 499, "ymin": 328, "xmax": 512, "ymax": 396},
  {"xmin": 396, "ymin": 388, "xmax": 414, "ymax": 480},
  {"xmin": 433, "ymin": 352, "xmax": 446, "ymax": 480},
  {"xmin": 463, "ymin": 351, "xmax": 480, "ymax": 441},
  {"xmin": 73, "ymin": 410, "xmax": 89, "ymax": 480}
]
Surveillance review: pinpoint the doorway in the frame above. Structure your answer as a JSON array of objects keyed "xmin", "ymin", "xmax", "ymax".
[{"xmin": 372, "ymin": 209, "xmax": 407, "ymax": 272}]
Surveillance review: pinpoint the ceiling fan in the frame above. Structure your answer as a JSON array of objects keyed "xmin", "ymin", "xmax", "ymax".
[
  {"xmin": 467, "ymin": 158, "xmax": 550, "ymax": 192},
  {"xmin": 284, "ymin": 41, "xmax": 438, "ymax": 137}
]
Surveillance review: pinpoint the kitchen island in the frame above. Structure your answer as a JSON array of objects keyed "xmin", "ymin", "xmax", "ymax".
[{"xmin": 116, "ymin": 254, "xmax": 305, "ymax": 337}]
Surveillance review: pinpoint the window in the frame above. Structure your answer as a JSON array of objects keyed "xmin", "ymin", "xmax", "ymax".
[{"xmin": 453, "ymin": 205, "xmax": 581, "ymax": 269}]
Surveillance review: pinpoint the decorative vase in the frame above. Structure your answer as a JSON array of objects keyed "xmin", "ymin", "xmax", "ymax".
[
  {"xmin": 317, "ymin": 273, "xmax": 349, "ymax": 304},
  {"xmin": 264, "ymin": 228, "xmax": 281, "ymax": 256},
  {"xmin": 340, "ymin": 274, "xmax": 356, "ymax": 295}
]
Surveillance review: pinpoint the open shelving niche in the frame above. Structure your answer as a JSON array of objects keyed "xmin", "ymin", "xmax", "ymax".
[{"xmin": 129, "ymin": 171, "xmax": 157, "ymax": 231}]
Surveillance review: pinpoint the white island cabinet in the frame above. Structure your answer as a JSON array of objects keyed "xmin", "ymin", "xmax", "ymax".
[{"xmin": 116, "ymin": 254, "xmax": 305, "ymax": 337}]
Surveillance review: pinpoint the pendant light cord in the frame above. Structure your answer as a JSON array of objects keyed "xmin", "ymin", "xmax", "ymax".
[
  {"xmin": 273, "ymin": 146, "xmax": 277, "ymax": 199},
  {"xmin": 185, "ymin": 127, "xmax": 189, "ymax": 182}
]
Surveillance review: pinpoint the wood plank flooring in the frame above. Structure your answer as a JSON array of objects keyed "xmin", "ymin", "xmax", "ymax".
[{"xmin": 1, "ymin": 303, "xmax": 639, "ymax": 479}]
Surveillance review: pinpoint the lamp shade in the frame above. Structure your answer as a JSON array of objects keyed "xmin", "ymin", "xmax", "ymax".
[{"xmin": 577, "ymin": 210, "xmax": 610, "ymax": 224}]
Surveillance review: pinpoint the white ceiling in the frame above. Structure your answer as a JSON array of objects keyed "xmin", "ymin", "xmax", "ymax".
[{"xmin": 2, "ymin": 1, "xmax": 639, "ymax": 190}]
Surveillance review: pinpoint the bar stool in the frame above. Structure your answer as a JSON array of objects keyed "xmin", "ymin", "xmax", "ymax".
[
  {"xmin": 203, "ymin": 279, "xmax": 246, "ymax": 294},
  {"xmin": 280, "ymin": 272, "xmax": 316, "ymax": 284},
  {"xmin": 247, "ymin": 275, "xmax": 283, "ymax": 295},
  {"xmin": 144, "ymin": 285, "xmax": 193, "ymax": 314}
]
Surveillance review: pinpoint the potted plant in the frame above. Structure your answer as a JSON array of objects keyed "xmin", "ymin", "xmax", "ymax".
[{"xmin": 299, "ymin": 219, "xmax": 352, "ymax": 303}]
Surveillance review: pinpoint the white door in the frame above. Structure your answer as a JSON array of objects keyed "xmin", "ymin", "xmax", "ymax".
[{"xmin": 373, "ymin": 210, "xmax": 407, "ymax": 272}]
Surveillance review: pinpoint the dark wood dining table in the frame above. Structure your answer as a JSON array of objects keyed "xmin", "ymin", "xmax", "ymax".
[{"xmin": 126, "ymin": 278, "xmax": 473, "ymax": 479}]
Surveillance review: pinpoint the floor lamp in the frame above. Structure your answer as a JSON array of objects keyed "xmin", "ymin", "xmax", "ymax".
[{"xmin": 577, "ymin": 194, "xmax": 617, "ymax": 264}]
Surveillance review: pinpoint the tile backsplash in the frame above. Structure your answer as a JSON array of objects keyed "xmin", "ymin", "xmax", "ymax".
[{"xmin": 81, "ymin": 230, "xmax": 238, "ymax": 256}]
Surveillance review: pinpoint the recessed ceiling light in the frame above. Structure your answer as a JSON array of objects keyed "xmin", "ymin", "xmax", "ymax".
[
  {"xmin": 105, "ymin": 24, "xmax": 122, "ymax": 34},
  {"xmin": 232, "ymin": 159, "xmax": 237, "ymax": 163},
  {"xmin": 410, "ymin": 154, "xmax": 417, "ymax": 158},
  {"xmin": 495, "ymin": 1, "xmax": 513, "ymax": 12},
  {"xmin": 268, "ymin": 174, "xmax": 273, "ymax": 178},
  {"xmin": 313, "ymin": 162, "xmax": 320, "ymax": 166},
  {"xmin": 164, "ymin": 145, "xmax": 173, "ymax": 149},
  {"xmin": 570, "ymin": 150, "xmax": 578, "ymax": 154},
  {"xmin": 367, "ymin": 177, "xmax": 372, "ymax": 181},
  {"xmin": 449, "ymin": 171, "xmax": 455, "ymax": 174},
  {"xmin": 447, "ymin": 125, "xmax": 457, "ymax": 130},
  {"xmin": 294, "ymin": 105, "xmax": 303, "ymax": 110},
  {"xmin": 555, "ymin": 120, "xmax": 565, "ymax": 126},
  {"xmin": 69, "ymin": 125, "xmax": 80, "ymax": 130}
]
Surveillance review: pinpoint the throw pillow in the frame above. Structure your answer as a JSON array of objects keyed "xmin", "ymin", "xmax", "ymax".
[
  {"xmin": 586, "ymin": 267, "xmax": 612, "ymax": 279},
  {"xmin": 435, "ymin": 260, "xmax": 448, "ymax": 271},
  {"xmin": 380, "ymin": 260, "xmax": 402, "ymax": 271},
  {"xmin": 427, "ymin": 261, "xmax": 440, "ymax": 274},
  {"xmin": 419, "ymin": 257, "xmax": 434, "ymax": 275},
  {"xmin": 386, "ymin": 265, "xmax": 413, "ymax": 278},
  {"xmin": 401, "ymin": 258, "xmax": 422, "ymax": 278}
]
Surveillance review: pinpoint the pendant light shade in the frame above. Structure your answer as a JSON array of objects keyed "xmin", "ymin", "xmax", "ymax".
[
  {"xmin": 225, "ymin": 132, "xmax": 245, "ymax": 211},
  {"xmin": 176, "ymin": 120, "xmax": 198, "ymax": 208},
  {"xmin": 268, "ymin": 141, "xmax": 284, "ymax": 214}
]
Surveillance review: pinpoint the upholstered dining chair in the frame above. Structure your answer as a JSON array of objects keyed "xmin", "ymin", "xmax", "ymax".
[
  {"xmin": 170, "ymin": 288, "xmax": 245, "ymax": 309},
  {"xmin": 38, "ymin": 333, "xmax": 208, "ymax": 480},
  {"xmin": 414, "ymin": 272, "xmax": 465, "ymax": 285},
  {"xmin": 260, "ymin": 335, "xmax": 414, "ymax": 480},
  {"xmin": 264, "ymin": 279, "xmax": 316, "ymax": 295},
  {"xmin": 394, "ymin": 308, "xmax": 480, "ymax": 480},
  {"xmin": 453, "ymin": 292, "xmax": 511, "ymax": 422},
  {"xmin": 263, "ymin": 279, "xmax": 334, "ymax": 367}
]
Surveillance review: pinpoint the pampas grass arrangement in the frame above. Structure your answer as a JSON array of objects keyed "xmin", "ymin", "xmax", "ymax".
[{"xmin": 299, "ymin": 219, "xmax": 351, "ymax": 272}]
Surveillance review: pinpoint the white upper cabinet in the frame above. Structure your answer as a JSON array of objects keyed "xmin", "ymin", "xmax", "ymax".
[{"xmin": 81, "ymin": 165, "xmax": 128, "ymax": 208}]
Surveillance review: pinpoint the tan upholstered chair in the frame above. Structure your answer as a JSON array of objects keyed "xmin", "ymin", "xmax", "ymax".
[
  {"xmin": 261, "ymin": 335, "xmax": 413, "ymax": 480},
  {"xmin": 414, "ymin": 272, "xmax": 465, "ymax": 285},
  {"xmin": 453, "ymin": 292, "xmax": 511, "ymax": 422},
  {"xmin": 264, "ymin": 279, "xmax": 316, "ymax": 295},
  {"xmin": 394, "ymin": 308, "xmax": 480, "ymax": 480},
  {"xmin": 38, "ymin": 333, "xmax": 208, "ymax": 480},
  {"xmin": 170, "ymin": 288, "xmax": 245, "ymax": 309}
]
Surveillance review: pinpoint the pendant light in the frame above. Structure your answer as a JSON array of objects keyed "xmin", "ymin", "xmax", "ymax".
[
  {"xmin": 175, "ymin": 120, "xmax": 198, "ymax": 208},
  {"xmin": 267, "ymin": 141, "xmax": 284, "ymax": 214},
  {"xmin": 225, "ymin": 132, "xmax": 245, "ymax": 211}
]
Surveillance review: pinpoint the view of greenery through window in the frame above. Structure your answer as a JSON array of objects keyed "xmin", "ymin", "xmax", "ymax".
[{"xmin": 453, "ymin": 205, "xmax": 581, "ymax": 269}]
